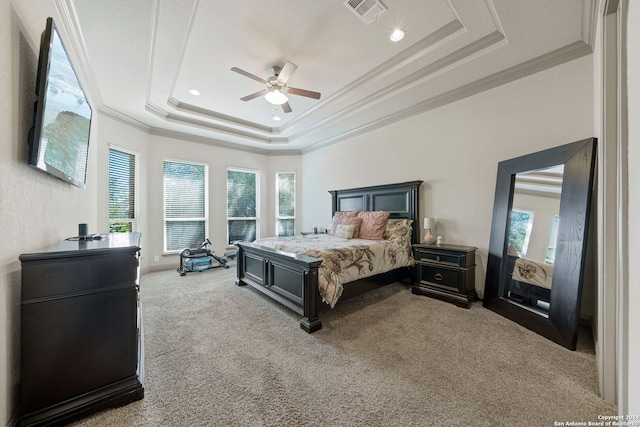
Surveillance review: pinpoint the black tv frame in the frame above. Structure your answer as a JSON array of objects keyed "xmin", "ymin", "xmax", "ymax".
[{"xmin": 28, "ymin": 17, "xmax": 92, "ymax": 189}]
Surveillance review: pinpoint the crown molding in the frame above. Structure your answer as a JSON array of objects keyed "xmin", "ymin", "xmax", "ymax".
[
  {"xmin": 168, "ymin": 97, "xmax": 275, "ymax": 133},
  {"xmin": 302, "ymin": 40, "xmax": 593, "ymax": 154},
  {"xmin": 583, "ymin": 0, "xmax": 600, "ymax": 48},
  {"xmin": 163, "ymin": 112, "xmax": 288, "ymax": 144},
  {"xmin": 143, "ymin": 100, "xmax": 287, "ymax": 144},
  {"xmin": 147, "ymin": 128, "xmax": 301, "ymax": 155},
  {"xmin": 98, "ymin": 106, "xmax": 151, "ymax": 132},
  {"xmin": 54, "ymin": 0, "xmax": 103, "ymax": 107}
]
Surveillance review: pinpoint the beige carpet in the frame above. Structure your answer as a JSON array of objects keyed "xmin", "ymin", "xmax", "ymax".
[{"xmin": 71, "ymin": 263, "xmax": 616, "ymax": 426}]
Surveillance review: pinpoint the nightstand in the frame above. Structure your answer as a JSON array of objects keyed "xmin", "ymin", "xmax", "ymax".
[{"xmin": 411, "ymin": 243, "xmax": 477, "ymax": 308}]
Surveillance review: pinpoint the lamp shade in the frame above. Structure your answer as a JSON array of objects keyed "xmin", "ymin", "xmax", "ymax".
[
  {"xmin": 423, "ymin": 218, "xmax": 436, "ymax": 229},
  {"xmin": 264, "ymin": 89, "xmax": 288, "ymax": 105}
]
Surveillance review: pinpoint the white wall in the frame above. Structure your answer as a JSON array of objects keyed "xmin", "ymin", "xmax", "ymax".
[
  {"xmin": 1, "ymin": 1, "xmax": 98, "ymax": 423},
  {"xmin": 301, "ymin": 55, "xmax": 594, "ymax": 298},
  {"xmin": 625, "ymin": 0, "xmax": 639, "ymax": 414}
]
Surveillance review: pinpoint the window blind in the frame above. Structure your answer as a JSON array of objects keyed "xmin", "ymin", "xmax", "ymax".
[
  {"xmin": 164, "ymin": 160, "xmax": 207, "ymax": 251},
  {"xmin": 108, "ymin": 148, "xmax": 136, "ymax": 232},
  {"xmin": 227, "ymin": 169, "xmax": 257, "ymax": 243}
]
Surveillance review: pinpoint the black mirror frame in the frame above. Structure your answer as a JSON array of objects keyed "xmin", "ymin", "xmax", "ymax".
[{"xmin": 483, "ymin": 138, "xmax": 597, "ymax": 350}]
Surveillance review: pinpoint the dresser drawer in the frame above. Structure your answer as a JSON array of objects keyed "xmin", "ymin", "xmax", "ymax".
[{"xmin": 416, "ymin": 263, "xmax": 462, "ymax": 292}]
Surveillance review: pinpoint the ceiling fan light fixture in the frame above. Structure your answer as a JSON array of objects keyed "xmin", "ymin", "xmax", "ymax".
[{"xmin": 265, "ymin": 89, "xmax": 288, "ymax": 105}]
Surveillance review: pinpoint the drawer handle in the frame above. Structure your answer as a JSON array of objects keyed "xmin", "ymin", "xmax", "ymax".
[{"xmin": 434, "ymin": 273, "xmax": 443, "ymax": 281}]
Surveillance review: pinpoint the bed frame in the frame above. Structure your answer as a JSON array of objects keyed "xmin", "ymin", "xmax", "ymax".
[
  {"xmin": 235, "ymin": 180, "xmax": 422, "ymax": 333},
  {"xmin": 504, "ymin": 254, "xmax": 551, "ymax": 309}
]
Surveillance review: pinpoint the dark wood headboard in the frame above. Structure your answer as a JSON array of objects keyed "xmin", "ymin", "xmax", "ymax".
[{"xmin": 328, "ymin": 180, "xmax": 423, "ymax": 244}]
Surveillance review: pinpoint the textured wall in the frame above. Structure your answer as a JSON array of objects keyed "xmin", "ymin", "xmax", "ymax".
[{"xmin": 1, "ymin": 1, "xmax": 98, "ymax": 424}]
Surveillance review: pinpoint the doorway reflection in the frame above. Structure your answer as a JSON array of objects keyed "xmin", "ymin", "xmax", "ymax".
[{"xmin": 504, "ymin": 165, "xmax": 564, "ymax": 316}]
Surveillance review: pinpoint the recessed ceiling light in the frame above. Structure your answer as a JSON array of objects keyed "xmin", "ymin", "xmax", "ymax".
[
  {"xmin": 390, "ymin": 29, "xmax": 405, "ymax": 42},
  {"xmin": 188, "ymin": 89, "xmax": 200, "ymax": 96}
]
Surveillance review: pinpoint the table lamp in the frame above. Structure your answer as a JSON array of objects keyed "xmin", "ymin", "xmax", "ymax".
[{"xmin": 423, "ymin": 218, "xmax": 437, "ymax": 244}]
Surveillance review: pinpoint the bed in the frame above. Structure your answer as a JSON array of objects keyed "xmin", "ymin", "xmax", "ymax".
[
  {"xmin": 504, "ymin": 254, "xmax": 553, "ymax": 310},
  {"xmin": 235, "ymin": 180, "xmax": 422, "ymax": 333}
]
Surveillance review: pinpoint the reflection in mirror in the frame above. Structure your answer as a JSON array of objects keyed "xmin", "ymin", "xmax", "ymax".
[{"xmin": 504, "ymin": 165, "xmax": 564, "ymax": 316}]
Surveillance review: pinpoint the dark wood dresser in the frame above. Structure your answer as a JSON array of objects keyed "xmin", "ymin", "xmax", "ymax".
[
  {"xmin": 411, "ymin": 243, "xmax": 477, "ymax": 308},
  {"xmin": 19, "ymin": 233, "xmax": 144, "ymax": 426}
]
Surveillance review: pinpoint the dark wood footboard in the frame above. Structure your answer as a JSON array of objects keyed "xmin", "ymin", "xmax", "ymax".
[{"xmin": 235, "ymin": 241, "xmax": 324, "ymax": 332}]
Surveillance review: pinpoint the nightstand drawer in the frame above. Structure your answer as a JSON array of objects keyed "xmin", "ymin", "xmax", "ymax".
[
  {"xmin": 416, "ymin": 263, "xmax": 461, "ymax": 292},
  {"xmin": 415, "ymin": 249, "xmax": 462, "ymax": 267}
]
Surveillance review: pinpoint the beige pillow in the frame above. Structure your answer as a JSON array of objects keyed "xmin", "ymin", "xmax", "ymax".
[
  {"xmin": 384, "ymin": 219, "xmax": 414, "ymax": 240},
  {"xmin": 357, "ymin": 211, "xmax": 390, "ymax": 240},
  {"xmin": 335, "ymin": 223, "xmax": 357, "ymax": 239}
]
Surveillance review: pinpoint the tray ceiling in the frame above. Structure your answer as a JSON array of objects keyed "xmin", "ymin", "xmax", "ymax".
[{"xmin": 50, "ymin": 0, "xmax": 595, "ymax": 153}]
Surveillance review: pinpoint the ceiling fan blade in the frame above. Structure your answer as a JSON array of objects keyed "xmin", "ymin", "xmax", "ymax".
[
  {"xmin": 287, "ymin": 87, "xmax": 321, "ymax": 100},
  {"xmin": 240, "ymin": 89, "xmax": 269, "ymax": 101},
  {"xmin": 231, "ymin": 67, "xmax": 267, "ymax": 84},
  {"xmin": 277, "ymin": 61, "xmax": 297, "ymax": 84},
  {"xmin": 281, "ymin": 102, "xmax": 292, "ymax": 113}
]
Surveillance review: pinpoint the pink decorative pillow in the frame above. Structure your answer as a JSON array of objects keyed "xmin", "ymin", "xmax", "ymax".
[
  {"xmin": 357, "ymin": 211, "xmax": 390, "ymax": 240},
  {"xmin": 331, "ymin": 211, "xmax": 360, "ymax": 235},
  {"xmin": 333, "ymin": 217, "xmax": 362, "ymax": 238}
]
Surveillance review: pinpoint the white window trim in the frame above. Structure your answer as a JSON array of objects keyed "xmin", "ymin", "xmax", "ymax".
[
  {"xmin": 108, "ymin": 144, "xmax": 139, "ymax": 232},
  {"xmin": 163, "ymin": 158, "xmax": 209, "ymax": 254}
]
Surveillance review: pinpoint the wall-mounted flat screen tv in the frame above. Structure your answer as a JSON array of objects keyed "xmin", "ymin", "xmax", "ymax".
[{"xmin": 28, "ymin": 17, "xmax": 92, "ymax": 189}]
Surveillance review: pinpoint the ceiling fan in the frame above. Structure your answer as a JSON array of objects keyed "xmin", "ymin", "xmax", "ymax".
[{"xmin": 231, "ymin": 61, "xmax": 321, "ymax": 113}]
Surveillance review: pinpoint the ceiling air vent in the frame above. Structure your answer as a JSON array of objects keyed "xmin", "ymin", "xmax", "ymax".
[{"xmin": 344, "ymin": 0, "xmax": 387, "ymax": 25}]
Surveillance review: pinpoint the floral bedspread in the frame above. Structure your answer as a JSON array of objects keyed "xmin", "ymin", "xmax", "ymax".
[{"xmin": 251, "ymin": 234, "xmax": 414, "ymax": 308}]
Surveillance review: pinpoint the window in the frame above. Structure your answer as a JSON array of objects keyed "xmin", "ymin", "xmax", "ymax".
[
  {"xmin": 163, "ymin": 160, "xmax": 208, "ymax": 252},
  {"xmin": 508, "ymin": 208, "xmax": 535, "ymax": 257},
  {"xmin": 227, "ymin": 168, "xmax": 259, "ymax": 244},
  {"xmin": 545, "ymin": 215, "xmax": 560, "ymax": 265},
  {"xmin": 276, "ymin": 172, "xmax": 295, "ymax": 237},
  {"xmin": 108, "ymin": 147, "xmax": 137, "ymax": 233}
]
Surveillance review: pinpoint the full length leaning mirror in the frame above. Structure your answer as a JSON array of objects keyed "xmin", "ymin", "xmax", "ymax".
[{"xmin": 483, "ymin": 138, "xmax": 596, "ymax": 350}]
